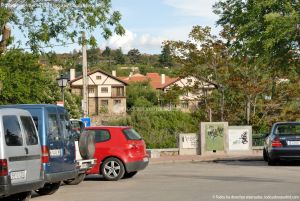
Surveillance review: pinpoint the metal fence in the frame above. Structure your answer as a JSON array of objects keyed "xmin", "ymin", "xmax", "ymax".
[{"xmin": 252, "ymin": 134, "xmax": 266, "ymax": 147}]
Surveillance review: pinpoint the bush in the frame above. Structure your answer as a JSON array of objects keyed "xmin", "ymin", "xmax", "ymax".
[{"xmin": 109, "ymin": 108, "xmax": 199, "ymax": 148}]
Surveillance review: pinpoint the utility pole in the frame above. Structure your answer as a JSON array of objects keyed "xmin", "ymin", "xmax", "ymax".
[{"xmin": 82, "ymin": 31, "xmax": 88, "ymax": 117}]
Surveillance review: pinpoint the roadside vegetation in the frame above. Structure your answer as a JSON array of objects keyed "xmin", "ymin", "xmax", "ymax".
[{"xmin": 0, "ymin": 1, "xmax": 299, "ymax": 148}]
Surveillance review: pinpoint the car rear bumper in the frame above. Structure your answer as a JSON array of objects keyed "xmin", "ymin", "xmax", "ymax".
[
  {"xmin": 269, "ymin": 148, "xmax": 300, "ymax": 160},
  {"xmin": 125, "ymin": 158, "xmax": 149, "ymax": 173},
  {"xmin": 45, "ymin": 170, "xmax": 78, "ymax": 183},
  {"xmin": 0, "ymin": 176, "xmax": 44, "ymax": 197}
]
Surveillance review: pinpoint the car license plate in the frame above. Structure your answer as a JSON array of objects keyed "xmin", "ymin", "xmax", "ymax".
[
  {"xmin": 11, "ymin": 170, "xmax": 26, "ymax": 181},
  {"xmin": 50, "ymin": 149, "xmax": 62, "ymax": 157},
  {"xmin": 143, "ymin": 157, "xmax": 149, "ymax": 162},
  {"xmin": 287, "ymin": 141, "xmax": 300, "ymax": 146}
]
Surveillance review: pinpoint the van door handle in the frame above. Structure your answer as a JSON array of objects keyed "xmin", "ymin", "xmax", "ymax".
[{"xmin": 24, "ymin": 147, "xmax": 29, "ymax": 155}]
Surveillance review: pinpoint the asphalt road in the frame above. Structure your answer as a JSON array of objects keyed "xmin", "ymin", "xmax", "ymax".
[{"xmin": 32, "ymin": 160, "xmax": 300, "ymax": 201}]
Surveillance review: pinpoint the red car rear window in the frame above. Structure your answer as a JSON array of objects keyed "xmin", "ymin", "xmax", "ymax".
[{"xmin": 123, "ymin": 128, "xmax": 142, "ymax": 140}]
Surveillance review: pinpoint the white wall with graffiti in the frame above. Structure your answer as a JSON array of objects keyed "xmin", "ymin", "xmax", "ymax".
[
  {"xmin": 228, "ymin": 126, "xmax": 252, "ymax": 151},
  {"xmin": 179, "ymin": 133, "xmax": 199, "ymax": 155}
]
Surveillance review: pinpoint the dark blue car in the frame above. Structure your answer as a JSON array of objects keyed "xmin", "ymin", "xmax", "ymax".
[
  {"xmin": 0, "ymin": 104, "xmax": 77, "ymax": 195},
  {"xmin": 264, "ymin": 122, "xmax": 300, "ymax": 165}
]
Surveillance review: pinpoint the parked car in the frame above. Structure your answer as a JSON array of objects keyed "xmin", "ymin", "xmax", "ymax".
[
  {"xmin": 63, "ymin": 119, "xmax": 96, "ymax": 185},
  {"xmin": 0, "ymin": 108, "xmax": 44, "ymax": 201},
  {"xmin": 0, "ymin": 104, "xmax": 77, "ymax": 195},
  {"xmin": 85, "ymin": 126, "xmax": 149, "ymax": 181},
  {"xmin": 264, "ymin": 122, "xmax": 300, "ymax": 165}
]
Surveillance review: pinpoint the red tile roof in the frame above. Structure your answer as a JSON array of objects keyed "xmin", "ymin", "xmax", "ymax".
[{"xmin": 118, "ymin": 73, "xmax": 178, "ymax": 89}]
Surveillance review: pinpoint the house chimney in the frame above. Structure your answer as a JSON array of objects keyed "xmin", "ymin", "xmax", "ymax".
[
  {"xmin": 70, "ymin": 68, "xmax": 75, "ymax": 81},
  {"xmin": 129, "ymin": 72, "xmax": 133, "ymax": 78},
  {"xmin": 161, "ymin": 74, "xmax": 165, "ymax": 85},
  {"xmin": 112, "ymin": 70, "xmax": 117, "ymax": 77}
]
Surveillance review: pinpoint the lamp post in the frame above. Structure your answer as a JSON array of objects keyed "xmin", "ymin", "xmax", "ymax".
[{"xmin": 56, "ymin": 74, "xmax": 68, "ymax": 103}]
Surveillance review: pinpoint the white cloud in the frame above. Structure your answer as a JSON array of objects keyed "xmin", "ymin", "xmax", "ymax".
[
  {"xmin": 163, "ymin": 0, "xmax": 218, "ymax": 19},
  {"xmin": 102, "ymin": 29, "xmax": 166, "ymax": 54}
]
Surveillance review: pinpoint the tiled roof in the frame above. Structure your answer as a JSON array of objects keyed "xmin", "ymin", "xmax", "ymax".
[
  {"xmin": 118, "ymin": 73, "xmax": 178, "ymax": 89},
  {"xmin": 69, "ymin": 69, "xmax": 128, "ymax": 85}
]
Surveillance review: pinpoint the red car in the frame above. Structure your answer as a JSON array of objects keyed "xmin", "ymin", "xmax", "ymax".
[{"xmin": 85, "ymin": 126, "xmax": 149, "ymax": 181}]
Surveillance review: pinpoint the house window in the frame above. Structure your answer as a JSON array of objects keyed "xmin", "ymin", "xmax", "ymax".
[
  {"xmin": 101, "ymin": 100, "xmax": 109, "ymax": 107},
  {"xmin": 101, "ymin": 87, "xmax": 108, "ymax": 93},
  {"xmin": 181, "ymin": 102, "xmax": 189, "ymax": 109},
  {"xmin": 114, "ymin": 99, "xmax": 121, "ymax": 105},
  {"xmin": 112, "ymin": 87, "xmax": 124, "ymax": 97},
  {"xmin": 96, "ymin": 76, "xmax": 101, "ymax": 80},
  {"xmin": 88, "ymin": 87, "xmax": 95, "ymax": 94}
]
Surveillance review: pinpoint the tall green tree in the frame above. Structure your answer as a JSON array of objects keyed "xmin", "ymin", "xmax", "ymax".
[
  {"xmin": 0, "ymin": 0, "xmax": 125, "ymax": 53},
  {"xmin": 127, "ymin": 48, "xmax": 141, "ymax": 64},
  {"xmin": 113, "ymin": 47, "xmax": 125, "ymax": 64},
  {"xmin": 214, "ymin": 0, "xmax": 300, "ymax": 74},
  {"xmin": 159, "ymin": 44, "xmax": 174, "ymax": 67},
  {"xmin": 102, "ymin": 46, "xmax": 112, "ymax": 67}
]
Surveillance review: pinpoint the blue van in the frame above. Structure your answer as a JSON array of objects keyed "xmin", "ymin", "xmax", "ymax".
[{"xmin": 0, "ymin": 104, "xmax": 77, "ymax": 195}]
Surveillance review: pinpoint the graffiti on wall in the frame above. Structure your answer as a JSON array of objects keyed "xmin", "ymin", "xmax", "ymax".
[
  {"xmin": 205, "ymin": 124, "xmax": 225, "ymax": 151},
  {"xmin": 228, "ymin": 127, "xmax": 251, "ymax": 151},
  {"xmin": 182, "ymin": 134, "xmax": 198, "ymax": 149}
]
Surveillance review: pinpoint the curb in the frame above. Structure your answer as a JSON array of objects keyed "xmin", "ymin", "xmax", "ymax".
[{"xmin": 149, "ymin": 155, "xmax": 263, "ymax": 165}]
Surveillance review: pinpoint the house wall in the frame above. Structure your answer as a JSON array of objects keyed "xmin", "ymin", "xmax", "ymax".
[
  {"xmin": 163, "ymin": 76, "xmax": 215, "ymax": 112},
  {"xmin": 70, "ymin": 71, "xmax": 127, "ymax": 116}
]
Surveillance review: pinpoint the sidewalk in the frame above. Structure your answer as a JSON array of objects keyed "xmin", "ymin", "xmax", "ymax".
[{"xmin": 149, "ymin": 151, "xmax": 263, "ymax": 164}]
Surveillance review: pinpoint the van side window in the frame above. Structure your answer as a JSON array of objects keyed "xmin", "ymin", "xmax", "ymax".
[
  {"xmin": 60, "ymin": 114, "xmax": 72, "ymax": 139},
  {"xmin": 48, "ymin": 114, "xmax": 60, "ymax": 141},
  {"xmin": 32, "ymin": 116, "xmax": 39, "ymax": 131},
  {"xmin": 21, "ymin": 116, "xmax": 39, "ymax": 145},
  {"xmin": 3, "ymin": 115, "xmax": 23, "ymax": 146}
]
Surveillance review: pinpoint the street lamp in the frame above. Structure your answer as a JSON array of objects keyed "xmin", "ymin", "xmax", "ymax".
[{"xmin": 56, "ymin": 74, "xmax": 68, "ymax": 103}]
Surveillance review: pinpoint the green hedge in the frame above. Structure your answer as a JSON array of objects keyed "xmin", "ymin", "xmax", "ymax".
[{"xmin": 108, "ymin": 108, "xmax": 199, "ymax": 148}]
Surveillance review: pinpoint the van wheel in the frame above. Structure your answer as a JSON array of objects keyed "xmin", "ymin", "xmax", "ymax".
[
  {"xmin": 63, "ymin": 173, "xmax": 86, "ymax": 185},
  {"xmin": 123, "ymin": 171, "xmax": 137, "ymax": 179},
  {"xmin": 101, "ymin": 158, "xmax": 125, "ymax": 181},
  {"xmin": 1, "ymin": 191, "xmax": 31, "ymax": 201},
  {"xmin": 35, "ymin": 182, "xmax": 61, "ymax": 195}
]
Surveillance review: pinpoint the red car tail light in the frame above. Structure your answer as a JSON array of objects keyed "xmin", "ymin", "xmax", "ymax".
[
  {"xmin": 272, "ymin": 138, "xmax": 282, "ymax": 147},
  {"xmin": 126, "ymin": 143, "xmax": 138, "ymax": 150},
  {"xmin": 41, "ymin": 145, "xmax": 50, "ymax": 163},
  {"xmin": 0, "ymin": 159, "xmax": 8, "ymax": 176}
]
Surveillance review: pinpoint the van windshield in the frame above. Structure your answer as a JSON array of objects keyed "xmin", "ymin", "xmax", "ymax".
[
  {"xmin": 275, "ymin": 124, "xmax": 300, "ymax": 135},
  {"xmin": 123, "ymin": 128, "xmax": 142, "ymax": 140}
]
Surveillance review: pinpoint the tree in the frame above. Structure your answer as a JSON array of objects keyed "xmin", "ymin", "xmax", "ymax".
[
  {"xmin": 102, "ymin": 46, "xmax": 112, "ymax": 67},
  {"xmin": 166, "ymin": 26, "xmax": 229, "ymax": 121},
  {"xmin": 126, "ymin": 81, "xmax": 159, "ymax": 109},
  {"xmin": 159, "ymin": 44, "xmax": 174, "ymax": 67},
  {"xmin": 127, "ymin": 48, "xmax": 141, "ymax": 64},
  {"xmin": 0, "ymin": 0, "xmax": 125, "ymax": 53},
  {"xmin": 0, "ymin": 50, "xmax": 60, "ymax": 104},
  {"xmin": 87, "ymin": 47, "xmax": 101, "ymax": 66},
  {"xmin": 113, "ymin": 48, "xmax": 125, "ymax": 64},
  {"xmin": 213, "ymin": 0, "xmax": 300, "ymax": 75}
]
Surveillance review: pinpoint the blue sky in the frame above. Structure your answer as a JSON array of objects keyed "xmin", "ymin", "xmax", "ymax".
[{"xmin": 12, "ymin": 0, "xmax": 220, "ymax": 54}]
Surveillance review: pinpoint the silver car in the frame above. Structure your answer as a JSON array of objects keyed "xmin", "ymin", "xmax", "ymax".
[{"xmin": 0, "ymin": 108, "xmax": 44, "ymax": 200}]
